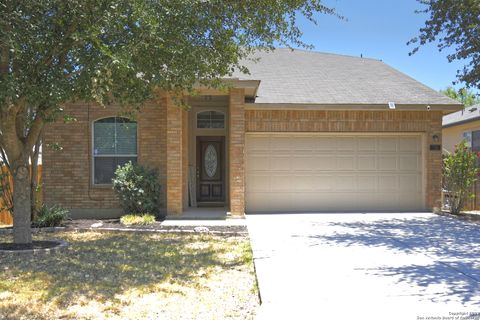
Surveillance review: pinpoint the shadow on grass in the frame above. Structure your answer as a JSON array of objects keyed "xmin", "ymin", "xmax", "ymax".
[
  {"xmin": 293, "ymin": 215, "xmax": 480, "ymax": 305},
  {"xmin": 0, "ymin": 231, "xmax": 246, "ymax": 314}
]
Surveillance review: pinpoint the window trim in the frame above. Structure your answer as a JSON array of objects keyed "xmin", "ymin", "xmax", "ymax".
[
  {"xmin": 91, "ymin": 116, "xmax": 138, "ymax": 186},
  {"xmin": 196, "ymin": 110, "xmax": 226, "ymax": 129}
]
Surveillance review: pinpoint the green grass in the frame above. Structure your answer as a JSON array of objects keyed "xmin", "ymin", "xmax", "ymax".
[
  {"xmin": 0, "ymin": 231, "xmax": 258, "ymax": 319},
  {"xmin": 120, "ymin": 214, "xmax": 156, "ymax": 226}
]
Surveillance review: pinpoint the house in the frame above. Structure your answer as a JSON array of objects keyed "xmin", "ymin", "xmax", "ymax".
[
  {"xmin": 42, "ymin": 49, "xmax": 462, "ymax": 218},
  {"xmin": 442, "ymin": 104, "xmax": 480, "ymax": 210},
  {"xmin": 442, "ymin": 104, "xmax": 480, "ymax": 153}
]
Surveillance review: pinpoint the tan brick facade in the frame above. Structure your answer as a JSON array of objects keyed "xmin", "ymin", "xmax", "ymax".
[
  {"xmin": 166, "ymin": 95, "xmax": 184, "ymax": 215},
  {"xmin": 229, "ymin": 89, "xmax": 246, "ymax": 216},
  {"xmin": 43, "ymin": 93, "xmax": 444, "ymax": 218},
  {"xmin": 245, "ymin": 110, "xmax": 444, "ymax": 210},
  {"xmin": 43, "ymin": 100, "xmax": 167, "ymax": 218}
]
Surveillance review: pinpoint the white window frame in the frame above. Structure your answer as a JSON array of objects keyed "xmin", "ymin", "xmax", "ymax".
[{"xmin": 92, "ymin": 117, "xmax": 138, "ymax": 185}]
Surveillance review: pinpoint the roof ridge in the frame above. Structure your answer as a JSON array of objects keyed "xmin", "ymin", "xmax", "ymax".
[{"xmin": 273, "ymin": 47, "xmax": 382, "ymax": 62}]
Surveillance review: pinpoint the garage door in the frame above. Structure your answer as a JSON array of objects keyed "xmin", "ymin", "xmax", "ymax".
[{"xmin": 245, "ymin": 134, "xmax": 424, "ymax": 212}]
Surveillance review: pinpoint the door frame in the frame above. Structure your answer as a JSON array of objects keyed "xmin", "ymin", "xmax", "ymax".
[
  {"xmin": 188, "ymin": 103, "xmax": 229, "ymax": 208},
  {"xmin": 196, "ymin": 135, "xmax": 226, "ymax": 204}
]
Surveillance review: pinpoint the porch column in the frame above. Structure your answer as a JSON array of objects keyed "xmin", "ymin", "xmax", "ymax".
[
  {"xmin": 229, "ymin": 88, "xmax": 246, "ymax": 216},
  {"xmin": 166, "ymin": 95, "xmax": 183, "ymax": 215}
]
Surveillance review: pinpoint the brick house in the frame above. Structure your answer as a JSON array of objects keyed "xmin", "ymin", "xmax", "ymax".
[{"xmin": 43, "ymin": 49, "xmax": 462, "ymax": 218}]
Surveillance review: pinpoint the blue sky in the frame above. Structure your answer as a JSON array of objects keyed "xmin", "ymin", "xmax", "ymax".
[{"xmin": 292, "ymin": 0, "xmax": 473, "ymax": 93}]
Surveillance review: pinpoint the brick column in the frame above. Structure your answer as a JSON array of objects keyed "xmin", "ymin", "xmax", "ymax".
[
  {"xmin": 426, "ymin": 111, "xmax": 443, "ymax": 211},
  {"xmin": 166, "ymin": 95, "xmax": 183, "ymax": 215},
  {"xmin": 229, "ymin": 88, "xmax": 246, "ymax": 216}
]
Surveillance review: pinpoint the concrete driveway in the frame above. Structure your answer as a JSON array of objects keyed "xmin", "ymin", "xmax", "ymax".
[{"xmin": 246, "ymin": 213, "xmax": 480, "ymax": 320}]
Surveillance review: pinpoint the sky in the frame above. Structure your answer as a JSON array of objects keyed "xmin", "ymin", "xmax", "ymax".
[{"xmin": 292, "ymin": 0, "xmax": 475, "ymax": 93}]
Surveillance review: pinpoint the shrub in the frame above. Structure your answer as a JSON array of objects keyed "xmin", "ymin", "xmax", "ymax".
[
  {"xmin": 443, "ymin": 141, "xmax": 479, "ymax": 214},
  {"xmin": 112, "ymin": 162, "xmax": 163, "ymax": 218},
  {"xmin": 120, "ymin": 214, "xmax": 156, "ymax": 226},
  {"xmin": 33, "ymin": 205, "xmax": 69, "ymax": 227}
]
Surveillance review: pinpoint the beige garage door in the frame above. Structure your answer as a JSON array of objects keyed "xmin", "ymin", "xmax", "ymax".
[{"xmin": 245, "ymin": 134, "xmax": 425, "ymax": 212}]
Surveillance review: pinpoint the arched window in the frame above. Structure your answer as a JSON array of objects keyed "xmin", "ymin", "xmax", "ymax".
[
  {"xmin": 197, "ymin": 111, "xmax": 225, "ymax": 129},
  {"xmin": 93, "ymin": 117, "xmax": 137, "ymax": 184}
]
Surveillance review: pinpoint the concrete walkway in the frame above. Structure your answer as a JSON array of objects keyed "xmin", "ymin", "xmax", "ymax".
[{"xmin": 247, "ymin": 213, "xmax": 480, "ymax": 320}]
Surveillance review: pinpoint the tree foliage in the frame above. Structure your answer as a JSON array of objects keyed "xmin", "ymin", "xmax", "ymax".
[
  {"xmin": 440, "ymin": 86, "xmax": 480, "ymax": 107},
  {"xmin": 410, "ymin": 0, "xmax": 480, "ymax": 89},
  {"xmin": 2, "ymin": 0, "xmax": 337, "ymax": 243},
  {"xmin": 443, "ymin": 141, "xmax": 479, "ymax": 214}
]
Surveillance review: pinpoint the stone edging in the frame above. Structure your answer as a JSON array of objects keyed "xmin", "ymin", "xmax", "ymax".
[
  {"xmin": 0, "ymin": 239, "xmax": 69, "ymax": 256},
  {"xmin": 0, "ymin": 226, "xmax": 248, "ymax": 237}
]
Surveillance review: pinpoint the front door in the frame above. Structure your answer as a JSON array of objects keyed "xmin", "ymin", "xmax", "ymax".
[{"xmin": 196, "ymin": 136, "xmax": 225, "ymax": 203}]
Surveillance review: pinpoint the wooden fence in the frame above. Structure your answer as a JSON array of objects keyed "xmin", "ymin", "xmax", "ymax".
[{"xmin": 0, "ymin": 165, "xmax": 42, "ymax": 225}]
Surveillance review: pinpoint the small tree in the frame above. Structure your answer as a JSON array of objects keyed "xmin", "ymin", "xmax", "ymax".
[{"xmin": 443, "ymin": 141, "xmax": 479, "ymax": 214}]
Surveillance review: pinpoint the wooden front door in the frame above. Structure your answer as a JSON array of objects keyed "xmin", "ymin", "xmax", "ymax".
[{"xmin": 196, "ymin": 136, "xmax": 225, "ymax": 203}]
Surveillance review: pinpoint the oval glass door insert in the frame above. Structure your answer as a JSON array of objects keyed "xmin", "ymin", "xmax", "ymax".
[{"xmin": 204, "ymin": 144, "xmax": 218, "ymax": 177}]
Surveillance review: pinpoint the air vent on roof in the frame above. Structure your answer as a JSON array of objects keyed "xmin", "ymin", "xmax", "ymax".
[{"xmin": 388, "ymin": 102, "xmax": 396, "ymax": 109}]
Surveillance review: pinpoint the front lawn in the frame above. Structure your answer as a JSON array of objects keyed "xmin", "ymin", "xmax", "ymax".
[{"xmin": 0, "ymin": 231, "xmax": 258, "ymax": 319}]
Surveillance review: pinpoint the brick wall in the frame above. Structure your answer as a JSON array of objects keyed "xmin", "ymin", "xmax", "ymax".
[
  {"xmin": 43, "ymin": 100, "xmax": 167, "ymax": 218},
  {"xmin": 245, "ymin": 110, "xmax": 443, "ymax": 210},
  {"xmin": 229, "ymin": 89, "xmax": 246, "ymax": 215}
]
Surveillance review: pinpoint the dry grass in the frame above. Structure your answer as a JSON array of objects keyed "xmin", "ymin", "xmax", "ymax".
[{"xmin": 0, "ymin": 231, "xmax": 258, "ymax": 320}]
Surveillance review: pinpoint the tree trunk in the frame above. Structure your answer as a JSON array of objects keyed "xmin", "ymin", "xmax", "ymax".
[{"xmin": 12, "ymin": 160, "xmax": 32, "ymax": 244}]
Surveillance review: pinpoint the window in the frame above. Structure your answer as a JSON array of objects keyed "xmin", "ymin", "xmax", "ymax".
[
  {"xmin": 464, "ymin": 130, "xmax": 480, "ymax": 167},
  {"xmin": 197, "ymin": 111, "xmax": 225, "ymax": 129},
  {"xmin": 93, "ymin": 117, "xmax": 137, "ymax": 184}
]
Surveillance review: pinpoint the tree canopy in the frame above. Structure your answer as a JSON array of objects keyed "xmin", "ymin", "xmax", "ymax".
[
  {"xmin": 440, "ymin": 86, "xmax": 480, "ymax": 107},
  {"xmin": 409, "ymin": 0, "xmax": 480, "ymax": 89},
  {"xmin": 0, "ymin": 0, "xmax": 337, "ymax": 243}
]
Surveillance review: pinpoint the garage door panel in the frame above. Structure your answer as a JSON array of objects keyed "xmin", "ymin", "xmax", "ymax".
[
  {"xmin": 399, "ymin": 137, "xmax": 421, "ymax": 152},
  {"xmin": 270, "ymin": 157, "xmax": 291, "ymax": 171},
  {"xmin": 248, "ymin": 156, "xmax": 270, "ymax": 171},
  {"xmin": 315, "ymin": 156, "xmax": 336, "ymax": 170},
  {"xmin": 246, "ymin": 134, "xmax": 424, "ymax": 212},
  {"xmin": 358, "ymin": 137, "xmax": 377, "ymax": 151},
  {"xmin": 336, "ymin": 156, "xmax": 355, "ymax": 170},
  {"xmin": 399, "ymin": 155, "xmax": 420, "ymax": 171},
  {"xmin": 335, "ymin": 176, "xmax": 356, "ymax": 191},
  {"xmin": 378, "ymin": 156, "xmax": 398, "ymax": 170},
  {"xmin": 336, "ymin": 137, "xmax": 356, "ymax": 151},
  {"xmin": 357, "ymin": 176, "xmax": 377, "ymax": 191},
  {"xmin": 378, "ymin": 138, "xmax": 398, "ymax": 152},
  {"xmin": 316, "ymin": 137, "xmax": 337, "ymax": 150},
  {"xmin": 358, "ymin": 156, "xmax": 376, "ymax": 170}
]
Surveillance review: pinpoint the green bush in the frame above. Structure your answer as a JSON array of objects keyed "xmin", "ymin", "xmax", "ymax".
[
  {"xmin": 120, "ymin": 214, "xmax": 156, "ymax": 226},
  {"xmin": 443, "ymin": 141, "xmax": 479, "ymax": 214},
  {"xmin": 33, "ymin": 205, "xmax": 69, "ymax": 227},
  {"xmin": 112, "ymin": 162, "xmax": 163, "ymax": 218}
]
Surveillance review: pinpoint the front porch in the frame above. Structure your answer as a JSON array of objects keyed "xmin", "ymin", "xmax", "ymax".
[{"xmin": 165, "ymin": 83, "xmax": 257, "ymax": 218}]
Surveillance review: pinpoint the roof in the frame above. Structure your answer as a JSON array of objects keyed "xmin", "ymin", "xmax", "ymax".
[
  {"xmin": 233, "ymin": 48, "xmax": 461, "ymax": 108},
  {"xmin": 442, "ymin": 104, "xmax": 480, "ymax": 127}
]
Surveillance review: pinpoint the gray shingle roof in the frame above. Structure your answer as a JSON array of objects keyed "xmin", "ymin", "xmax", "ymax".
[
  {"xmin": 442, "ymin": 104, "xmax": 480, "ymax": 127},
  {"xmin": 234, "ymin": 48, "xmax": 461, "ymax": 106}
]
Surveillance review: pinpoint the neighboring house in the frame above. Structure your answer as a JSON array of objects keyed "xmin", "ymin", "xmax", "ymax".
[
  {"xmin": 442, "ymin": 104, "xmax": 480, "ymax": 154},
  {"xmin": 442, "ymin": 104, "xmax": 480, "ymax": 210},
  {"xmin": 43, "ymin": 49, "xmax": 462, "ymax": 218}
]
